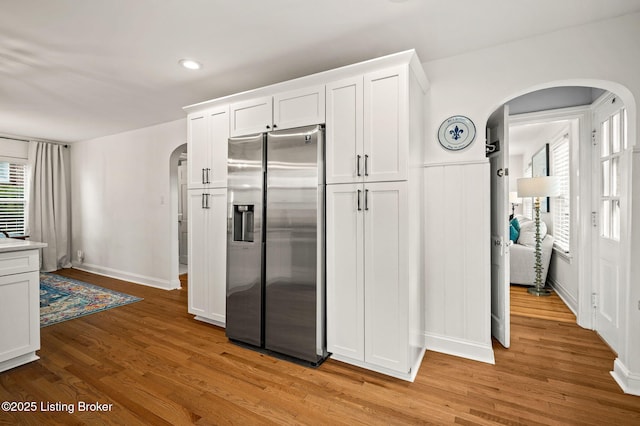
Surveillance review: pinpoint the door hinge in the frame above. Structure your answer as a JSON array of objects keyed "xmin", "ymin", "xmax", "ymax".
[
  {"xmin": 591, "ymin": 292, "xmax": 598, "ymax": 309},
  {"xmin": 592, "ymin": 129, "xmax": 597, "ymax": 146},
  {"xmin": 591, "ymin": 211, "xmax": 598, "ymax": 227}
]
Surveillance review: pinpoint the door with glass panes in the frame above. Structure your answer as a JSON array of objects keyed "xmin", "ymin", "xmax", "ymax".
[{"xmin": 593, "ymin": 95, "xmax": 629, "ymax": 353}]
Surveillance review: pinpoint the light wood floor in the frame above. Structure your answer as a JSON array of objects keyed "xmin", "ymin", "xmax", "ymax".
[
  {"xmin": 510, "ymin": 284, "xmax": 577, "ymax": 323},
  {"xmin": 1, "ymin": 269, "xmax": 639, "ymax": 425}
]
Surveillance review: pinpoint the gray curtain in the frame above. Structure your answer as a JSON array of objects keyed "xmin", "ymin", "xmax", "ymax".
[{"xmin": 28, "ymin": 141, "xmax": 71, "ymax": 272}]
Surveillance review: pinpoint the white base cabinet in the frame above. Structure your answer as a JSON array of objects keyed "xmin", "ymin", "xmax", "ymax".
[
  {"xmin": 0, "ymin": 247, "xmax": 45, "ymax": 373},
  {"xmin": 188, "ymin": 188, "xmax": 227, "ymax": 326},
  {"xmin": 327, "ymin": 182, "xmax": 421, "ymax": 378}
]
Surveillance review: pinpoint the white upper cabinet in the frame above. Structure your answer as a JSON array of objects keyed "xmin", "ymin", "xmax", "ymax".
[
  {"xmin": 187, "ymin": 105, "xmax": 229, "ymax": 189},
  {"xmin": 230, "ymin": 85, "xmax": 325, "ymax": 137},
  {"xmin": 364, "ymin": 66, "xmax": 408, "ymax": 183},
  {"xmin": 326, "ymin": 77, "xmax": 364, "ymax": 184},
  {"xmin": 273, "ymin": 85, "xmax": 325, "ymax": 131},
  {"xmin": 326, "ymin": 66, "xmax": 409, "ymax": 184},
  {"xmin": 229, "ymin": 96, "xmax": 273, "ymax": 136}
]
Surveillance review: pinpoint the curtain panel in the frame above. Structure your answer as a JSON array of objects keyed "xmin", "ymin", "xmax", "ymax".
[{"xmin": 28, "ymin": 141, "xmax": 71, "ymax": 272}]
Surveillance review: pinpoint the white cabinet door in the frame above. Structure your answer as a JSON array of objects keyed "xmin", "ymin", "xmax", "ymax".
[
  {"xmin": 188, "ymin": 189, "xmax": 227, "ymax": 325},
  {"xmin": 326, "ymin": 77, "xmax": 363, "ymax": 184},
  {"xmin": 206, "ymin": 188, "xmax": 227, "ymax": 324},
  {"xmin": 364, "ymin": 66, "xmax": 408, "ymax": 182},
  {"xmin": 187, "ymin": 112, "xmax": 209, "ymax": 189},
  {"xmin": 326, "ymin": 183, "xmax": 365, "ymax": 361},
  {"xmin": 187, "ymin": 106, "xmax": 229, "ymax": 189},
  {"xmin": 209, "ymin": 107, "xmax": 230, "ymax": 189},
  {"xmin": 273, "ymin": 85, "xmax": 325, "ymax": 131},
  {"xmin": 188, "ymin": 190, "xmax": 208, "ymax": 317},
  {"xmin": 363, "ymin": 181, "xmax": 409, "ymax": 373},
  {"xmin": 0, "ymin": 271, "xmax": 40, "ymax": 366},
  {"xmin": 230, "ymin": 96, "xmax": 273, "ymax": 137}
]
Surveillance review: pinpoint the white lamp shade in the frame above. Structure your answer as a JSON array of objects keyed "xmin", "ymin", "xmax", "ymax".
[{"xmin": 517, "ymin": 176, "xmax": 560, "ymax": 198}]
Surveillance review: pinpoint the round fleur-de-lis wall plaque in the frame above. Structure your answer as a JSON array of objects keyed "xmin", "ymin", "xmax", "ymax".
[{"xmin": 437, "ymin": 115, "xmax": 476, "ymax": 151}]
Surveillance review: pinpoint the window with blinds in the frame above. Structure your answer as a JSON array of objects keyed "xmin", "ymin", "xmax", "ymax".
[
  {"xmin": 0, "ymin": 162, "xmax": 27, "ymax": 236},
  {"xmin": 551, "ymin": 136, "xmax": 570, "ymax": 253}
]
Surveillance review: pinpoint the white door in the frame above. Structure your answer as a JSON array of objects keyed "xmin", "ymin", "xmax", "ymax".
[
  {"xmin": 326, "ymin": 183, "xmax": 364, "ymax": 361},
  {"xmin": 489, "ymin": 105, "xmax": 510, "ymax": 348},
  {"xmin": 593, "ymin": 98, "xmax": 627, "ymax": 352},
  {"xmin": 363, "ymin": 66, "xmax": 408, "ymax": 182},
  {"xmin": 325, "ymin": 77, "xmax": 363, "ymax": 184},
  {"xmin": 364, "ymin": 181, "xmax": 409, "ymax": 373},
  {"xmin": 178, "ymin": 161, "xmax": 189, "ymax": 265}
]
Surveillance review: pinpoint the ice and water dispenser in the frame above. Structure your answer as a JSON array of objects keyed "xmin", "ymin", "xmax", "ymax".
[{"xmin": 233, "ymin": 204, "xmax": 254, "ymax": 242}]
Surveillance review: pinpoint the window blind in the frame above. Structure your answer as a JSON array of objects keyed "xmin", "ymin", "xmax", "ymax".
[
  {"xmin": 551, "ymin": 137, "xmax": 570, "ymax": 253},
  {"xmin": 0, "ymin": 162, "xmax": 27, "ymax": 235}
]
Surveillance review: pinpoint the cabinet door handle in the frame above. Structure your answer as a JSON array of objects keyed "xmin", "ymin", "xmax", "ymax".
[
  {"xmin": 356, "ymin": 155, "xmax": 361, "ymax": 177},
  {"xmin": 206, "ymin": 168, "xmax": 211, "ymax": 184},
  {"xmin": 357, "ymin": 189, "xmax": 362, "ymax": 211},
  {"xmin": 364, "ymin": 155, "xmax": 369, "ymax": 177},
  {"xmin": 205, "ymin": 193, "xmax": 210, "ymax": 209},
  {"xmin": 201, "ymin": 193, "xmax": 206, "ymax": 209},
  {"xmin": 202, "ymin": 168, "xmax": 206, "ymax": 184},
  {"xmin": 364, "ymin": 189, "xmax": 369, "ymax": 211}
]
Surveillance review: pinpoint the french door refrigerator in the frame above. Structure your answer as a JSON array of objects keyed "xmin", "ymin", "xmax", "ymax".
[{"xmin": 226, "ymin": 124, "xmax": 327, "ymax": 365}]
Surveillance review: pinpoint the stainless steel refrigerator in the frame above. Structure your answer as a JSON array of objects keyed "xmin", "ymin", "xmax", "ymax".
[{"xmin": 226, "ymin": 124, "xmax": 327, "ymax": 365}]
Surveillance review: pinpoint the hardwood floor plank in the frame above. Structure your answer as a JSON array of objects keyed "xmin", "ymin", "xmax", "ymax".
[{"xmin": 1, "ymin": 269, "xmax": 638, "ymax": 424}]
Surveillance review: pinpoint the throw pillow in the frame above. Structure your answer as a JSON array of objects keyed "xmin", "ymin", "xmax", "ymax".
[
  {"xmin": 509, "ymin": 218, "xmax": 520, "ymax": 242},
  {"xmin": 518, "ymin": 219, "xmax": 547, "ymax": 247}
]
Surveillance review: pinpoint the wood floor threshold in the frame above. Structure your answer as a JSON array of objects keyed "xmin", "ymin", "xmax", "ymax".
[{"xmin": 0, "ymin": 269, "xmax": 638, "ymax": 425}]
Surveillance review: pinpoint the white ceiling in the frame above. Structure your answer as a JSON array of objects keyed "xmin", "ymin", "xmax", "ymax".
[
  {"xmin": 2, "ymin": 0, "xmax": 640, "ymax": 143},
  {"xmin": 509, "ymin": 121, "xmax": 570, "ymax": 156}
]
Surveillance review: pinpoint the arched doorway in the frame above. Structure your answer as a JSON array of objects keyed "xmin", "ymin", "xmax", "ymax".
[
  {"xmin": 488, "ymin": 83, "xmax": 635, "ymax": 359},
  {"xmin": 169, "ymin": 143, "xmax": 188, "ymax": 288}
]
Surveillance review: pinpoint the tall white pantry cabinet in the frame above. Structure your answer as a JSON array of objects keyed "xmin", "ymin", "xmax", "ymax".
[
  {"xmin": 186, "ymin": 105, "xmax": 229, "ymax": 326},
  {"xmin": 326, "ymin": 60, "xmax": 427, "ymax": 381},
  {"xmin": 184, "ymin": 50, "xmax": 428, "ymax": 381}
]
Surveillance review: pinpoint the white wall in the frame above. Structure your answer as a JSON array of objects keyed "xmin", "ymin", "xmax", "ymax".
[
  {"xmin": 421, "ymin": 12, "xmax": 640, "ymax": 393},
  {"xmin": 70, "ymin": 118, "xmax": 186, "ymax": 289}
]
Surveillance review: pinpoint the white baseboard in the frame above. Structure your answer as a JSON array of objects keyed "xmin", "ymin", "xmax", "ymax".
[
  {"xmin": 424, "ymin": 333, "xmax": 495, "ymax": 364},
  {"xmin": 330, "ymin": 346, "xmax": 426, "ymax": 382},
  {"xmin": 547, "ymin": 277, "xmax": 578, "ymax": 315},
  {"xmin": 72, "ymin": 262, "xmax": 179, "ymax": 290},
  {"xmin": 611, "ymin": 358, "xmax": 640, "ymax": 396}
]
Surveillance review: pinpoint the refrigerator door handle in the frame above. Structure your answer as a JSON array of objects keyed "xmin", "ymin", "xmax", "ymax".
[{"xmin": 357, "ymin": 189, "xmax": 362, "ymax": 211}]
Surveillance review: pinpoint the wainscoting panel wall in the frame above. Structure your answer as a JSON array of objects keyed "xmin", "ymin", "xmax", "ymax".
[{"xmin": 423, "ymin": 161, "xmax": 493, "ymax": 363}]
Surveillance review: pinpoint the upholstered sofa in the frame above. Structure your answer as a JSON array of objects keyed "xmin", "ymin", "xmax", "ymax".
[{"xmin": 509, "ymin": 215, "xmax": 554, "ymax": 286}]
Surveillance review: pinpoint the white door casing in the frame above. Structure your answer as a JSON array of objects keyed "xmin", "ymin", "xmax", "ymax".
[
  {"xmin": 489, "ymin": 105, "xmax": 511, "ymax": 349},
  {"xmin": 178, "ymin": 161, "xmax": 188, "ymax": 265}
]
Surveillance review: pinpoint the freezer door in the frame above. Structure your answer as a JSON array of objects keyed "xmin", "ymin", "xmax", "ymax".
[
  {"xmin": 265, "ymin": 125, "xmax": 325, "ymax": 363},
  {"xmin": 226, "ymin": 133, "xmax": 264, "ymax": 347}
]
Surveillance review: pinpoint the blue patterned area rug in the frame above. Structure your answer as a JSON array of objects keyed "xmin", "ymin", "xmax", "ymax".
[{"xmin": 40, "ymin": 273, "xmax": 142, "ymax": 327}]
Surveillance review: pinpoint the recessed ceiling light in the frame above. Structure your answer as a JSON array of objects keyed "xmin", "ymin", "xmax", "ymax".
[{"xmin": 179, "ymin": 59, "xmax": 202, "ymax": 70}]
